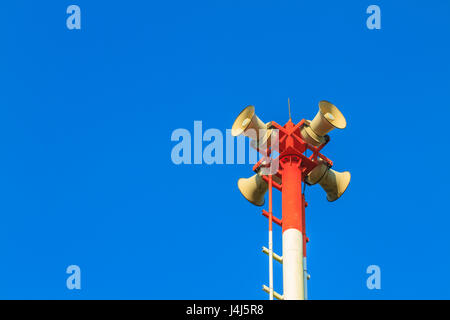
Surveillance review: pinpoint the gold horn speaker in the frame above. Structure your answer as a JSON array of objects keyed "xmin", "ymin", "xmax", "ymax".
[
  {"xmin": 306, "ymin": 160, "xmax": 351, "ymax": 202},
  {"xmin": 301, "ymin": 100, "xmax": 347, "ymax": 146},
  {"xmin": 232, "ymin": 105, "xmax": 269, "ymax": 141},
  {"xmin": 305, "ymin": 159, "xmax": 329, "ymax": 185},
  {"xmin": 237, "ymin": 173, "xmax": 282, "ymax": 206},
  {"xmin": 250, "ymin": 126, "xmax": 278, "ymax": 150}
]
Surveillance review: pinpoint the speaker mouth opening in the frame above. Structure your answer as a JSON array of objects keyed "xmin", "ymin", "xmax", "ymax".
[
  {"xmin": 326, "ymin": 171, "xmax": 351, "ymax": 202},
  {"xmin": 231, "ymin": 105, "xmax": 255, "ymax": 136},
  {"xmin": 318, "ymin": 100, "xmax": 347, "ymax": 129},
  {"xmin": 237, "ymin": 178, "xmax": 265, "ymax": 207}
]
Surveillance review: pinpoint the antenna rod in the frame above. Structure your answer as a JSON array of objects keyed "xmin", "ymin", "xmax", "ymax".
[{"xmin": 288, "ymin": 98, "xmax": 292, "ymax": 121}]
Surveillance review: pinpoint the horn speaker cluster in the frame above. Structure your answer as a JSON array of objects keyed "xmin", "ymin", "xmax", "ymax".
[{"xmin": 232, "ymin": 101, "xmax": 350, "ymax": 205}]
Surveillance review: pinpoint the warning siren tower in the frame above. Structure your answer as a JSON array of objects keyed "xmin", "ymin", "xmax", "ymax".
[{"xmin": 231, "ymin": 100, "xmax": 351, "ymax": 300}]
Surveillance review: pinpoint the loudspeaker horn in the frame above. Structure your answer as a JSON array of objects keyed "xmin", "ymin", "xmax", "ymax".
[
  {"xmin": 305, "ymin": 159, "xmax": 329, "ymax": 185},
  {"xmin": 301, "ymin": 101, "xmax": 347, "ymax": 146},
  {"xmin": 232, "ymin": 105, "xmax": 270, "ymax": 141},
  {"xmin": 237, "ymin": 173, "xmax": 281, "ymax": 206},
  {"xmin": 250, "ymin": 125, "xmax": 278, "ymax": 151},
  {"xmin": 306, "ymin": 160, "xmax": 351, "ymax": 202}
]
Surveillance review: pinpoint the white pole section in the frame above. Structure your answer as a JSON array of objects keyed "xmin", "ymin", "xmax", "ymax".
[{"xmin": 282, "ymin": 228, "xmax": 304, "ymax": 300}]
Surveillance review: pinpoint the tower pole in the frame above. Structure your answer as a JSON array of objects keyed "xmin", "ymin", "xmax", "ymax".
[{"xmin": 281, "ymin": 154, "xmax": 305, "ymax": 300}]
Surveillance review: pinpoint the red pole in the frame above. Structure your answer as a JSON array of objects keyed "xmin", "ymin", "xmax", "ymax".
[{"xmin": 281, "ymin": 156, "xmax": 303, "ymax": 233}]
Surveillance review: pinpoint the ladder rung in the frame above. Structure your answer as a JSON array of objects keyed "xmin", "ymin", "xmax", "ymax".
[
  {"xmin": 262, "ymin": 285, "xmax": 283, "ymax": 300},
  {"xmin": 262, "ymin": 210, "xmax": 282, "ymax": 226},
  {"xmin": 262, "ymin": 246, "xmax": 283, "ymax": 264}
]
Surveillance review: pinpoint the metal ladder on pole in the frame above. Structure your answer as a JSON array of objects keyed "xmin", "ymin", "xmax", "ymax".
[
  {"xmin": 261, "ymin": 175, "xmax": 310, "ymax": 300},
  {"xmin": 261, "ymin": 174, "xmax": 284, "ymax": 300}
]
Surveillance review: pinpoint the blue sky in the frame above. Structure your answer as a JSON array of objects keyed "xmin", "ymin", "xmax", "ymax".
[{"xmin": 0, "ymin": 1, "xmax": 449, "ymax": 299}]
